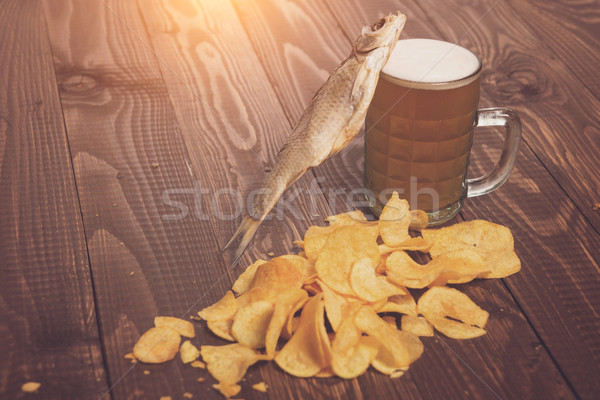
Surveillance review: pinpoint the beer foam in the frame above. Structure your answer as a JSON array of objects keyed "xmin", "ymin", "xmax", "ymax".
[{"xmin": 383, "ymin": 39, "xmax": 480, "ymax": 83}]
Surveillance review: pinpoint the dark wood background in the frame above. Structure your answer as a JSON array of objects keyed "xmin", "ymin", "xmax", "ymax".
[{"xmin": 1, "ymin": 0, "xmax": 599, "ymax": 399}]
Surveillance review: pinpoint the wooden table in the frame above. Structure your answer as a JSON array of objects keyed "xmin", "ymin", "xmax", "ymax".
[{"xmin": 2, "ymin": 0, "xmax": 599, "ymax": 399}]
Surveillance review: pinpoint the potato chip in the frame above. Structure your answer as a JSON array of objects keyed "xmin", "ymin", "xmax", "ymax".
[
  {"xmin": 265, "ymin": 289, "xmax": 308, "ymax": 357},
  {"xmin": 401, "ymin": 315, "xmax": 434, "ymax": 337},
  {"xmin": 231, "ymin": 300, "xmax": 274, "ymax": 349},
  {"xmin": 423, "ymin": 220, "xmax": 513, "ymax": 256},
  {"xmin": 428, "ymin": 249, "xmax": 490, "ymax": 286},
  {"xmin": 350, "ymin": 258, "xmax": 406, "ymax": 302},
  {"xmin": 479, "ymin": 249, "xmax": 521, "ymax": 279},
  {"xmin": 275, "ymin": 294, "xmax": 331, "ymax": 377},
  {"xmin": 326, "ymin": 210, "xmax": 368, "ymax": 225},
  {"xmin": 198, "ymin": 291, "xmax": 237, "ymax": 321},
  {"xmin": 409, "ymin": 210, "xmax": 429, "ymax": 231},
  {"xmin": 417, "ymin": 286, "xmax": 489, "ymax": 339},
  {"xmin": 378, "ymin": 293, "xmax": 418, "ymax": 316},
  {"xmin": 354, "ymin": 306, "xmax": 423, "ymax": 370},
  {"xmin": 331, "ymin": 313, "xmax": 380, "ymax": 379},
  {"xmin": 133, "ymin": 326, "xmax": 181, "ymax": 363},
  {"xmin": 154, "ymin": 316, "xmax": 195, "ymax": 338},
  {"xmin": 422, "ymin": 220, "xmax": 520, "ymax": 278},
  {"xmin": 213, "ymin": 382, "xmax": 241, "ymax": 398},
  {"xmin": 232, "ymin": 259, "xmax": 266, "ymax": 295},
  {"xmin": 427, "ymin": 316, "xmax": 486, "ymax": 339},
  {"xmin": 277, "ymin": 254, "xmax": 316, "ymax": 281},
  {"xmin": 282, "ymin": 315, "xmax": 301, "ymax": 340},
  {"xmin": 379, "ymin": 192, "xmax": 411, "ymax": 246},
  {"xmin": 236, "ymin": 287, "xmax": 272, "ymax": 308},
  {"xmin": 201, "ymin": 343, "xmax": 267, "ymax": 384},
  {"xmin": 250, "ymin": 257, "xmax": 303, "ymax": 295},
  {"xmin": 303, "ymin": 224, "xmax": 338, "ymax": 263},
  {"xmin": 315, "ymin": 225, "xmax": 380, "ymax": 296},
  {"xmin": 319, "ymin": 279, "xmax": 354, "ymax": 333},
  {"xmin": 207, "ymin": 319, "xmax": 235, "ymax": 342},
  {"xmin": 378, "ymin": 237, "xmax": 432, "ymax": 255},
  {"xmin": 303, "ymin": 280, "xmax": 322, "ymax": 295},
  {"xmin": 252, "ymin": 382, "xmax": 268, "ymax": 392},
  {"xmin": 418, "ymin": 286, "xmax": 488, "ymax": 327},
  {"xmin": 368, "ymin": 295, "xmax": 391, "ymax": 312},
  {"xmin": 180, "ymin": 340, "xmax": 200, "ymax": 363},
  {"xmin": 386, "ymin": 251, "xmax": 444, "ymax": 289}
]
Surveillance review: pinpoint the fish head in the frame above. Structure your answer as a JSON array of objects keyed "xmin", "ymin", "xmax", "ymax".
[{"xmin": 354, "ymin": 12, "xmax": 406, "ymax": 56}]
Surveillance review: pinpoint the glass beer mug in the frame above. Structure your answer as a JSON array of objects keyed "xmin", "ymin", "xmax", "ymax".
[{"xmin": 365, "ymin": 39, "xmax": 521, "ymax": 225}]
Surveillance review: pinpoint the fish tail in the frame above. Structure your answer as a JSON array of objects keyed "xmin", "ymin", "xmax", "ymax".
[{"xmin": 222, "ymin": 215, "xmax": 263, "ymax": 265}]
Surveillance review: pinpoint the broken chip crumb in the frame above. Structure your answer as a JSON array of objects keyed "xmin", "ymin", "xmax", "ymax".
[
  {"xmin": 180, "ymin": 340, "xmax": 200, "ymax": 364},
  {"xmin": 252, "ymin": 382, "xmax": 268, "ymax": 392},
  {"xmin": 143, "ymin": 370, "xmax": 150, "ymax": 375},
  {"xmin": 21, "ymin": 382, "xmax": 41, "ymax": 393},
  {"xmin": 390, "ymin": 370, "xmax": 405, "ymax": 379},
  {"xmin": 183, "ymin": 392, "xmax": 193, "ymax": 399},
  {"xmin": 190, "ymin": 360, "xmax": 206, "ymax": 369},
  {"xmin": 151, "ymin": 162, "xmax": 160, "ymax": 168},
  {"xmin": 594, "ymin": 202, "xmax": 600, "ymax": 211},
  {"xmin": 129, "ymin": 272, "xmax": 134, "ymax": 277},
  {"xmin": 124, "ymin": 352, "xmax": 136, "ymax": 360},
  {"xmin": 197, "ymin": 377, "xmax": 205, "ymax": 382},
  {"xmin": 267, "ymin": 252, "xmax": 275, "ymax": 257},
  {"xmin": 213, "ymin": 382, "xmax": 241, "ymax": 398},
  {"xmin": 159, "ymin": 396, "xmax": 172, "ymax": 400}
]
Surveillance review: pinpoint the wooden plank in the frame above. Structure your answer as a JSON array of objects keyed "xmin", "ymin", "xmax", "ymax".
[
  {"xmin": 137, "ymin": 0, "xmax": 335, "ymax": 273},
  {"xmin": 324, "ymin": 0, "xmax": 600, "ymax": 398},
  {"xmin": 42, "ymin": 0, "xmax": 234, "ymax": 398},
  {"xmin": 230, "ymin": 1, "xmax": 577, "ymax": 399},
  {"xmin": 506, "ymin": 0, "xmax": 600, "ymax": 98},
  {"xmin": 0, "ymin": 0, "xmax": 108, "ymax": 398}
]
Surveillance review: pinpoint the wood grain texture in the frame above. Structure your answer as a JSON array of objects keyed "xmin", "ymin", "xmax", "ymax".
[
  {"xmin": 137, "ymin": 0, "xmax": 334, "ymax": 269},
  {"xmin": 42, "ymin": 0, "xmax": 233, "ymax": 398},
  {"xmin": 230, "ymin": 1, "xmax": 577, "ymax": 399},
  {"xmin": 507, "ymin": 0, "xmax": 600, "ymax": 98},
  {"xmin": 0, "ymin": 1, "xmax": 107, "ymax": 399}
]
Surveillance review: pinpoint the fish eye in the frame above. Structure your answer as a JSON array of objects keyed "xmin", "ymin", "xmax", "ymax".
[{"xmin": 371, "ymin": 17, "xmax": 386, "ymax": 31}]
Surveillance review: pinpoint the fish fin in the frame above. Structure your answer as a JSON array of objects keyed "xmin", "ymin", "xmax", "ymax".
[{"xmin": 222, "ymin": 216, "xmax": 262, "ymax": 264}]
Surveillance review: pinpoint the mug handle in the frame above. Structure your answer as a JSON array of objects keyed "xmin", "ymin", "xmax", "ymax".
[{"xmin": 467, "ymin": 107, "xmax": 522, "ymax": 197}]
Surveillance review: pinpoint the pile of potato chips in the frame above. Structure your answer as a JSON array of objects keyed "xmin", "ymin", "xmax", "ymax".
[{"xmin": 131, "ymin": 192, "xmax": 521, "ymax": 398}]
